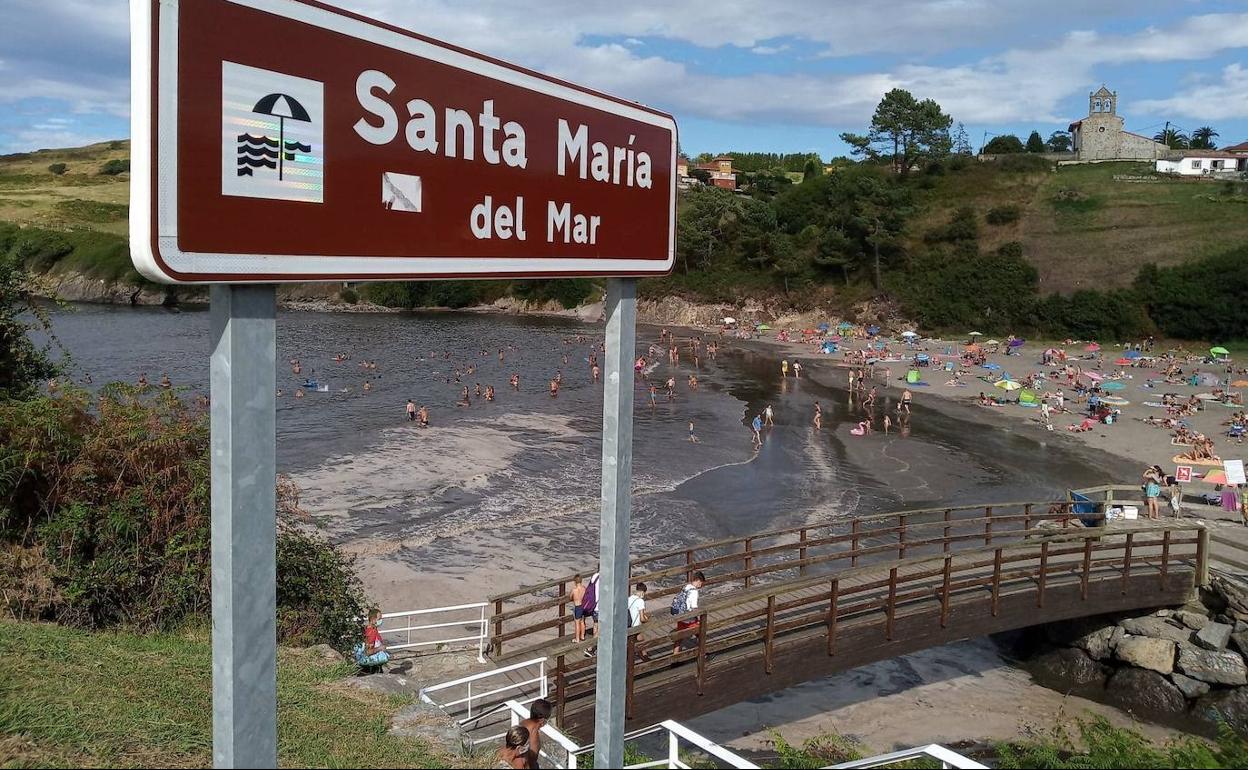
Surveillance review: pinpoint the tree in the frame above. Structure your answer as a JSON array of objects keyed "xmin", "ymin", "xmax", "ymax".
[
  {"xmin": 1025, "ymin": 131, "xmax": 1046, "ymax": 153},
  {"xmin": 0, "ymin": 250, "xmax": 62, "ymax": 398},
  {"xmin": 839, "ymin": 88, "xmax": 953, "ymax": 176},
  {"xmin": 1046, "ymin": 131, "xmax": 1071, "ymax": 153},
  {"xmin": 952, "ymin": 122, "xmax": 973, "ymax": 155},
  {"xmin": 982, "ymin": 134, "xmax": 1025, "ymax": 154},
  {"xmin": 1153, "ymin": 128, "xmax": 1189, "ymax": 149},
  {"xmin": 1191, "ymin": 126, "xmax": 1219, "ymax": 150},
  {"xmin": 802, "ymin": 157, "xmax": 823, "ymax": 181}
]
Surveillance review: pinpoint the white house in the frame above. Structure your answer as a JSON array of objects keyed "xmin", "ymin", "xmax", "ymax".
[{"xmin": 1156, "ymin": 150, "xmax": 1243, "ymax": 176}]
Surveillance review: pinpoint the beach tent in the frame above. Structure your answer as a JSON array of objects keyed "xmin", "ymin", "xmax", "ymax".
[
  {"xmin": 906, "ymin": 369, "xmax": 921, "ymax": 384},
  {"xmin": 1019, "ymin": 389, "xmax": 1039, "ymax": 405},
  {"xmin": 1124, "ymin": 350, "xmax": 1142, "ymax": 360},
  {"xmin": 1211, "ymin": 346, "xmax": 1231, "ymax": 357}
]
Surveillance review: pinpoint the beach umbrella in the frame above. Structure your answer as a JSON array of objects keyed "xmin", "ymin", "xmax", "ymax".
[
  {"xmin": 901, "ymin": 331, "xmax": 919, "ymax": 338},
  {"xmin": 1124, "ymin": 350, "xmax": 1142, "ymax": 360},
  {"xmin": 839, "ymin": 321, "xmax": 853, "ymax": 330},
  {"xmin": 994, "ymin": 379, "xmax": 1021, "ymax": 390},
  {"xmin": 1084, "ymin": 372, "xmax": 1104, "ymax": 381},
  {"xmin": 1200, "ymin": 470, "xmax": 1228, "ymax": 485},
  {"xmin": 985, "ymin": 339, "xmax": 1001, "ymax": 346},
  {"xmin": 250, "ymin": 92, "xmax": 312, "ymax": 181},
  {"xmin": 1211, "ymin": 346, "xmax": 1231, "ymax": 357},
  {"xmin": 1100, "ymin": 381, "xmax": 1125, "ymax": 391},
  {"xmin": 1115, "ymin": 357, "xmax": 1132, "ymax": 365},
  {"xmin": 968, "ymin": 332, "xmax": 983, "ymax": 337},
  {"xmin": 867, "ymin": 325, "xmax": 880, "ymax": 336},
  {"xmin": 983, "ymin": 363, "xmax": 1001, "ymax": 371},
  {"xmin": 1009, "ymin": 339, "xmax": 1025, "ymax": 348},
  {"xmin": 758, "ymin": 324, "xmax": 771, "ymax": 331},
  {"xmin": 830, "ymin": 335, "xmax": 842, "ymax": 343},
  {"xmin": 817, "ymin": 322, "xmax": 830, "ymax": 332},
  {"xmin": 722, "ymin": 316, "xmax": 736, "ymax": 325},
  {"xmin": 1085, "ymin": 343, "xmax": 1101, "ymax": 352}
]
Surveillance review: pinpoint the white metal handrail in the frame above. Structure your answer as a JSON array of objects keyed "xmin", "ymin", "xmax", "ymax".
[
  {"xmin": 503, "ymin": 699, "xmax": 582, "ymax": 769},
  {"xmin": 828, "ymin": 744, "xmax": 987, "ymax": 769},
  {"xmin": 419, "ymin": 657, "xmax": 547, "ymax": 736},
  {"xmin": 381, "ymin": 602, "xmax": 488, "ymax": 662}
]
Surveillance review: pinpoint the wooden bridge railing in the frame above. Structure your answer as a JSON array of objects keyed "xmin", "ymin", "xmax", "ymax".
[
  {"xmin": 547, "ymin": 522, "xmax": 1208, "ymax": 726},
  {"xmin": 487, "ymin": 498, "xmax": 1093, "ymax": 660}
]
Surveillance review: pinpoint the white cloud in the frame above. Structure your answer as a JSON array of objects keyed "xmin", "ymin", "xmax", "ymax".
[
  {"xmin": 624, "ymin": 38, "xmax": 644, "ymax": 47},
  {"xmin": 751, "ymin": 44, "xmax": 791, "ymax": 56},
  {"xmin": 1135, "ymin": 63, "xmax": 1248, "ymax": 121}
]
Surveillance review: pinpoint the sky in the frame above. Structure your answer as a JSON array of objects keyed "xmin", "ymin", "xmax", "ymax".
[{"xmin": 3, "ymin": 0, "xmax": 1248, "ymax": 157}]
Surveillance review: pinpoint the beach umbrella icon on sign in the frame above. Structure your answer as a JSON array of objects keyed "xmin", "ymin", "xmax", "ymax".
[{"xmin": 252, "ymin": 92, "xmax": 311, "ymax": 181}]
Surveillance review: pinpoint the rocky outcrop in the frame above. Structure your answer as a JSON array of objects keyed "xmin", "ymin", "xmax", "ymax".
[
  {"xmin": 389, "ymin": 701, "xmax": 470, "ymax": 758},
  {"xmin": 1020, "ymin": 577, "xmax": 1248, "ymax": 732},
  {"xmin": 1105, "ymin": 668, "xmax": 1187, "ymax": 716},
  {"xmin": 1114, "ymin": 636, "xmax": 1175, "ymax": 674},
  {"xmin": 1177, "ymin": 643, "xmax": 1248, "ymax": 686}
]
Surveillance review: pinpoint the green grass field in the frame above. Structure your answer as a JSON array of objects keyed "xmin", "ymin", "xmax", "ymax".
[
  {"xmin": 0, "ymin": 620, "xmax": 452, "ymax": 769},
  {"xmin": 912, "ymin": 160, "xmax": 1248, "ymax": 294}
]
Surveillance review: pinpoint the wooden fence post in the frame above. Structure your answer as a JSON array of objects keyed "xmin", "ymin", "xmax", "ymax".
[
  {"xmin": 985, "ymin": 506, "xmax": 994, "ymax": 546},
  {"xmin": 1038, "ymin": 542, "xmax": 1048, "ymax": 608},
  {"xmin": 1023, "ymin": 503, "xmax": 1032, "ymax": 533},
  {"xmin": 764, "ymin": 595, "xmax": 776, "ymax": 674},
  {"xmin": 1160, "ymin": 530, "xmax": 1171, "ymax": 591},
  {"xmin": 943, "ymin": 509, "xmax": 952, "ymax": 553},
  {"xmin": 744, "ymin": 538, "xmax": 754, "ymax": 588},
  {"xmin": 886, "ymin": 567, "xmax": 898, "ymax": 641},
  {"xmin": 940, "ymin": 555, "xmax": 952, "ymax": 628},
  {"xmin": 899, "ymin": 514, "xmax": 907, "ymax": 560},
  {"xmin": 991, "ymin": 549, "xmax": 1002, "ymax": 617},
  {"xmin": 1196, "ymin": 527, "xmax": 1210, "ymax": 587},
  {"xmin": 827, "ymin": 579, "xmax": 839, "ymax": 656},
  {"xmin": 555, "ymin": 654, "xmax": 566, "ymax": 727},
  {"xmin": 493, "ymin": 598, "xmax": 504, "ymax": 657},
  {"xmin": 1081, "ymin": 538, "xmax": 1093, "ymax": 601},
  {"xmin": 557, "ymin": 581, "xmax": 567, "ymax": 638},
  {"xmin": 1122, "ymin": 533, "xmax": 1134, "ymax": 596},
  {"xmin": 799, "ymin": 528, "xmax": 809, "ymax": 577},
  {"xmin": 695, "ymin": 611, "xmax": 708, "ymax": 695},
  {"xmin": 851, "ymin": 520, "xmax": 861, "ymax": 566}
]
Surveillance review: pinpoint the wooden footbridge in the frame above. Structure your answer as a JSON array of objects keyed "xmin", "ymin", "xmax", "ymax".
[{"xmin": 481, "ymin": 487, "xmax": 1213, "ymax": 742}]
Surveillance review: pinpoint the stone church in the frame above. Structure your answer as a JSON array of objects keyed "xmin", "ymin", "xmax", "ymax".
[{"xmin": 1067, "ymin": 86, "xmax": 1169, "ymax": 162}]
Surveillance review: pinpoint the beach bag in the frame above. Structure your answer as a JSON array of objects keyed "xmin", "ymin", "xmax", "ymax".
[
  {"xmin": 581, "ymin": 577, "xmax": 598, "ymax": 613},
  {"xmin": 670, "ymin": 587, "xmax": 690, "ymax": 616}
]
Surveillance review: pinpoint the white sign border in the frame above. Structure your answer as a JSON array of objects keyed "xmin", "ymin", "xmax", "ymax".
[{"xmin": 131, "ymin": 0, "xmax": 678, "ymax": 284}]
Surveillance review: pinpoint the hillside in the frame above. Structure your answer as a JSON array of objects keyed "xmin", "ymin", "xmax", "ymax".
[
  {"xmin": 910, "ymin": 159, "xmax": 1248, "ymax": 294},
  {"xmin": 2, "ymin": 140, "xmax": 1246, "ymax": 311}
]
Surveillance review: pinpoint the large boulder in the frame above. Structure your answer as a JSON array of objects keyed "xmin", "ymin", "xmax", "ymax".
[
  {"xmin": 1169, "ymin": 672, "xmax": 1210, "ymax": 700},
  {"xmin": 1118, "ymin": 616, "xmax": 1193, "ymax": 644},
  {"xmin": 1195, "ymin": 622, "xmax": 1234, "ymax": 652},
  {"xmin": 1114, "ymin": 636, "xmax": 1176, "ymax": 674},
  {"xmin": 1212, "ymin": 577, "xmax": 1248, "ymax": 622},
  {"xmin": 1231, "ymin": 631, "xmax": 1248, "ymax": 657},
  {"xmin": 1174, "ymin": 610, "xmax": 1211, "ymax": 631},
  {"xmin": 1074, "ymin": 625, "xmax": 1124, "ymax": 661},
  {"xmin": 390, "ymin": 701, "xmax": 469, "ymax": 758},
  {"xmin": 1177, "ymin": 643, "xmax": 1248, "ymax": 686},
  {"xmin": 1044, "ymin": 616, "xmax": 1115, "ymax": 647},
  {"xmin": 1105, "ymin": 668, "xmax": 1187, "ymax": 716},
  {"xmin": 1029, "ymin": 647, "xmax": 1108, "ymax": 688},
  {"xmin": 1194, "ymin": 687, "xmax": 1248, "ymax": 734}
]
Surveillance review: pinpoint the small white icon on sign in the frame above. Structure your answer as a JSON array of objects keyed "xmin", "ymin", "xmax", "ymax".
[
  {"xmin": 382, "ymin": 172, "xmax": 422, "ymax": 213},
  {"xmin": 221, "ymin": 61, "xmax": 324, "ymax": 204}
]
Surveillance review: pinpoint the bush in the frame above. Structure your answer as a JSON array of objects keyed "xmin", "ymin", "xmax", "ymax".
[
  {"xmin": 1135, "ymin": 247, "xmax": 1248, "ymax": 340},
  {"xmin": 99, "ymin": 159, "xmax": 130, "ymax": 176},
  {"xmin": 986, "ymin": 204, "xmax": 1021, "ymax": 225},
  {"xmin": 339, "ymin": 288, "xmax": 358, "ymax": 304},
  {"xmin": 994, "ymin": 154, "xmax": 1053, "ymax": 173},
  {"xmin": 47, "ymin": 163, "xmax": 67, "ymax": 176},
  {"xmin": 891, "ymin": 241, "xmax": 1039, "ymax": 330},
  {"xmin": 995, "ymin": 715, "xmax": 1248, "ymax": 769},
  {"xmin": 925, "ymin": 206, "xmax": 979, "ymax": 244},
  {"xmin": 0, "ymin": 386, "xmax": 369, "ymax": 649},
  {"xmin": 11, "ymin": 229, "xmax": 73, "ymax": 271},
  {"xmin": 108, "ymin": 140, "xmax": 124, "ymax": 150},
  {"xmin": 1050, "ymin": 187, "xmax": 1103, "ymax": 213}
]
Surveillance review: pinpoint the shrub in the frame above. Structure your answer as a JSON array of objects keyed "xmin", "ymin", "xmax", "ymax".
[
  {"xmin": 986, "ymin": 204, "xmax": 1021, "ymax": 225},
  {"xmin": 0, "ymin": 386, "xmax": 369, "ymax": 649},
  {"xmin": 1050, "ymin": 187, "xmax": 1103, "ymax": 213},
  {"xmin": 995, "ymin": 154, "xmax": 1053, "ymax": 173},
  {"xmin": 11, "ymin": 229, "xmax": 73, "ymax": 271},
  {"xmin": 925, "ymin": 206, "xmax": 979, "ymax": 244},
  {"xmin": 1134, "ymin": 246, "xmax": 1248, "ymax": 340},
  {"xmin": 108, "ymin": 140, "xmax": 124, "ymax": 151},
  {"xmin": 47, "ymin": 163, "xmax": 67, "ymax": 176},
  {"xmin": 99, "ymin": 159, "xmax": 130, "ymax": 176},
  {"xmin": 339, "ymin": 288, "xmax": 358, "ymax": 304}
]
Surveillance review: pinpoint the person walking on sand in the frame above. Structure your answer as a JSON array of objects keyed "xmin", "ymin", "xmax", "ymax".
[
  {"xmin": 793, "ymin": 360, "xmax": 802, "ymax": 379},
  {"xmin": 649, "ymin": 384, "xmax": 658, "ymax": 408},
  {"xmin": 751, "ymin": 413, "xmax": 764, "ymax": 447},
  {"xmin": 406, "ymin": 399, "xmax": 417, "ymax": 421},
  {"xmin": 901, "ymin": 388, "xmax": 913, "ymax": 415},
  {"xmin": 781, "ymin": 359, "xmax": 789, "ymax": 378},
  {"xmin": 688, "ymin": 420, "xmax": 700, "ymax": 443},
  {"xmin": 418, "ymin": 405, "xmax": 429, "ymax": 427},
  {"xmin": 764, "ymin": 404, "xmax": 775, "ymax": 426},
  {"xmin": 883, "ymin": 414, "xmax": 891, "ymax": 434},
  {"xmin": 813, "ymin": 402, "xmax": 823, "ymax": 430}
]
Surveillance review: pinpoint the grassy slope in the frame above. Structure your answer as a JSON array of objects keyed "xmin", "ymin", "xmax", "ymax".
[
  {"xmin": 0, "ymin": 620, "xmax": 451, "ymax": 769},
  {"xmin": 911, "ymin": 160, "xmax": 1248, "ymax": 295},
  {"xmin": 5, "ymin": 141, "xmax": 1247, "ymax": 300}
]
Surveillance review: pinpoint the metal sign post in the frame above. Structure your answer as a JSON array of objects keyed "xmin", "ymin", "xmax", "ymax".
[
  {"xmin": 209, "ymin": 285, "xmax": 278, "ymax": 768},
  {"xmin": 594, "ymin": 278, "xmax": 637, "ymax": 768}
]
